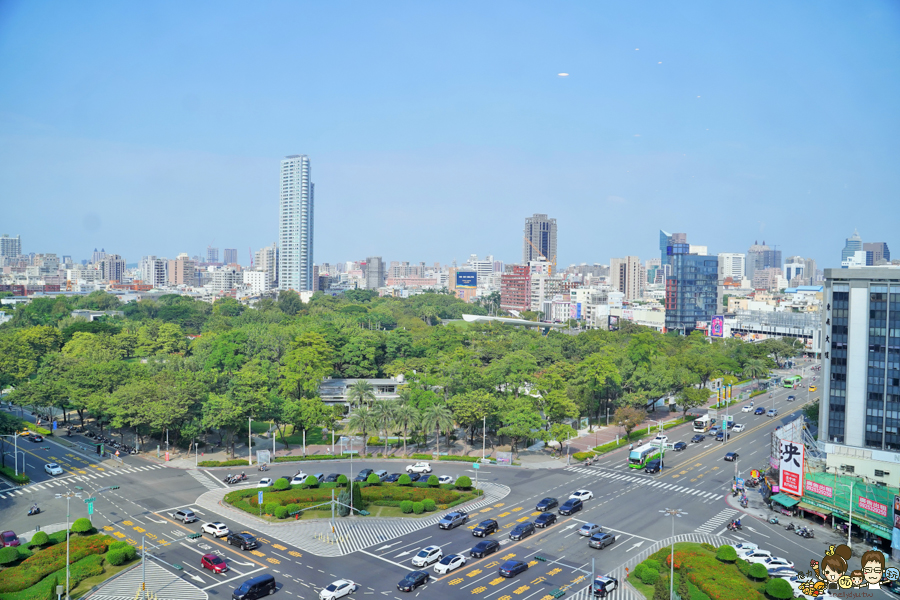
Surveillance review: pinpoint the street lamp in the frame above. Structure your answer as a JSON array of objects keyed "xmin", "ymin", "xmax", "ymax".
[
  {"xmin": 55, "ymin": 488, "xmax": 83, "ymax": 599},
  {"xmin": 837, "ymin": 481, "xmax": 854, "ymax": 549},
  {"xmin": 659, "ymin": 508, "xmax": 687, "ymax": 600},
  {"xmin": 0, "ymin": 432, "xmax": 23, "ymax": 476},
  {"xmin": 248, "ymin": 417, "xmax": 253, "ymax": 466},
  {"xmin": 482, "ymin": 415, "xmax": 486, "ymax": 462}
]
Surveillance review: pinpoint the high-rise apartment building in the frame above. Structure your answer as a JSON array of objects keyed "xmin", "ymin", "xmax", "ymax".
[
  {"xmin": 365, "ymin": 256, "xmax": 384, "ymax": 290},
  {"xmin": 91, "ymin": 248, "xmax": 107, "ymax": 265},
  {"xmin": 803, "ymin": 258, "xmax": 819, "ymax": 284},
  {"xmin": 500, "ymin": 265, "xmax": 531, "ymax": 312},
  {"xmin": 139, "ymin": 256, "xmax": 168, "ymax": 288},
  {"xmin": 610, "ymin": 256, "xmax": 642, "ymax": 301},
  {"xmin": 254, "ymin": 243, "xmax": 278, "ymax": 286},
  {"xmin": 659, "ymin": 230, "xmax": 687, "ymax": 267},
  {"xmin": 819, "ymin": 267, "xmax": 900, "ymax": 458},
  {"xmin": 0, "ymin": 234, "xmax": 21, "ymax": 258},
  {"xmin": 746, "ymin": 241, "xmax": 782, "ymax": 281},
  {"xmin": 718, "ymin": 253, "xmax": 745, "ymax": 281},
  {"xmin": 840, "ymin": 229, "xmax": 863, "ymax": 264},
  {"xmin": 206, "ymin": 246, "xmax": 220, "ymax": 264},
  {"xmin": 278, "ymin": 155, "xmax": 315, "ymax": 291},
  {"xmin": 100, "ymin": 254, "xmax": 126, "ymax": 283},
  {"xmin": 665, "ymin": 244, "xmax": 720, "ymax": 334},
  {"xmin": 168, "ymin": 253, "xmax": 197, "ymax": 286},
  {"xmin": 863, "ymin": 242, "xmax": 891, "ymax": 265},
  {"xmin": 523, "ymin": 214, "xmax": 557, "ymax": 265},
  {"xmin": 224, "ymin": 249, "xmax": 238, "ymax": 265}
]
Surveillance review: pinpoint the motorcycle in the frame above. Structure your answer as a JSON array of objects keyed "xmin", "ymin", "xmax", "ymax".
[
  {"xmin": 740, "ymin": 499, "xmax": 749, "ymax": 508},
  {"xmin": 223, "ymin": 474, "xmax": 233, "ymax": 483},
  {"xmin": 727, "ymin": 521, "xmax": 742, "ymax": 531},
  {"xmin": 584, "ymin": 458, "xmax": 593, "ymax": 466},
  {"xmin": 801, "ymin": 530, "xmax": 815, "ymax": 539},
  {"xmin": 27, "ymin": 506, "xmax": 40, "ymax": 516},
  {"xmin": 258, "ymin": 464, "xmax": 269, "ymax": 472},
  {"xmin": 785, "ymin": 523, "xmax": 795, "ymax": 531},
  {"xmin": 769, "ymin": 516, "xmax": 779, "ymax": 524}
]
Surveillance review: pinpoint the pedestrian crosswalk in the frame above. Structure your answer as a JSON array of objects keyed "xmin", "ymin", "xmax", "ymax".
[
  {"xmin": 89, "ymin": 558, "xmax": 207, "ymax": 600},
  {"xmin": 563, "ymin": 466, "xmax": 723, "ymax": 500},
  {"xmin": 0, "ymin": 464, "xmax": 166, "ymax": 499},
  {"xmin": 695, "ymin": 508, "xmax": 737, "ymax": 533},
  {"xmin": 188, "ymin": 468, "xmax": 224, "ymax": 491}
]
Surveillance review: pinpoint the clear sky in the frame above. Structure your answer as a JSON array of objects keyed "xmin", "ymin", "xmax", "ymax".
[{"xmin": 1, "ymin": 1, "xmax": 898, "ymax": 270}]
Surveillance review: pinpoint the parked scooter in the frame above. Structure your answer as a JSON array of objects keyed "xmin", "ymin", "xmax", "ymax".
[
  {"xmin": 769, "ymin": 516, "xmax": 779, "ymax": 524},
  {"xmin": 785, "ymin": 523, "xmax": 795, "ymax": 531}
]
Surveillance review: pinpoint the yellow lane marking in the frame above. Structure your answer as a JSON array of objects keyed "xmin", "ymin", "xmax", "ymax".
[{"xmin": 467, "ymin": 569, "xmax": 482, "ymax": 577}]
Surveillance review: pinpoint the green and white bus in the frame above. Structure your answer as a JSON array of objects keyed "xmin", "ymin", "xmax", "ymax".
[
  {"xmin": 628, "ymin": 443, "xmax": 665, "ymax": 469},
  {"xmin": 783, "ymin": 376, "xmax": 802, "ymax": 388}
]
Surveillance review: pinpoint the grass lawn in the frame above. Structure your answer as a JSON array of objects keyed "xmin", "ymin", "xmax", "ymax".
[
  {"xmin": 71, "ymin": 558, "xmax": 138, "ymax": 599},
  {"xmin": 251, "ymin": 421, "xmax": 271, "ymax": 434},
  {"xmin": 627, "ymin": 572, "xmax": 655, "ymax": 600},
  {"xmin": 278, "ymin": 425, "xmax": 340, "ymax": 446}
]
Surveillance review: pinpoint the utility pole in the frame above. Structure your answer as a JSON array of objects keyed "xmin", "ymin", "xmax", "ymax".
[{"xmin": 55, "ymin": 489, "xmax": 83, "ymax": 600}]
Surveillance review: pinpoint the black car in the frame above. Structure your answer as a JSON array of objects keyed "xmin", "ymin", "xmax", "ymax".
[
  {"xmin": 407, "ymin": 473, "xmax": 422, "ymax": 482},
  {"xmin": 673, "ymin": 441, "xmax": 687, "ymax": 451},
  {"xmin": 323, "ymin": 473, "xmax": 341, "ymax": 483},
  {"xmin": 354, "ymin": 468, "xmax": 374, "ymax": 482},
  {"xmin": 470, "ymin": 540, "xmax": 500, "ymax": 558},
  {"xmin": 509, "ymin": 522, "xmax": 535, "ymax": 541},
  {"xmin": 559, "ymin": 498, "xmax": 583, "ymax": 515},
  {"xmin": 385, "ymin": 473, "xmax": 402, "ymax": 483},
  {"xmin": 535, "ymin": 497, "xmax": 559, "ymax": 512},
  {"xmin": 534, "ymin": 513, "xmax": 557, "ymax": 528},
  {"xmin": 724, "ymin": 452, "xmax": 739, "ymax": 462},
  {"xmin": 227, "ymin": 532, "xmax": 258, "ymax": 550},
  {"xmin": 499, "ymin": 560, "xmax": 529, "ymax": 578},
  {"xmin": 644, "ymin": 459, "xmax": 663, "ymax": 474},
  {"xmin": 397, "ymin": 571, "xmax": 429, "ymax": 592},
  {"xmin": 588, "ymin": 532, "xmax": 616, "ymax": 549},
  {"xmin": 28, "ymin": 434, "xmax": 43, "ymax": 442},
  {"xmin": 472, "ymin": 519, "xmax": 499, "ymax": 537},
  {"xmin": 690, "ymin": 434, "xmax": 705, "ymax": 443}
]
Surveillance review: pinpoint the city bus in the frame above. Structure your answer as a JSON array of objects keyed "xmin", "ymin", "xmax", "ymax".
[
  {"xmin": 783, "ymin": 376, "xmax": 802, "ymax": 388},
  {"xmin": 628, "ymin": 443, "xmax": 665, "ymax": 469},
  {"xmin": 693, "ymin": 415, "xmax": 713, "ymax": 433}
]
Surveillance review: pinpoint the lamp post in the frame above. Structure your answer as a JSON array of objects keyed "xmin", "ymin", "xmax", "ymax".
[
  {"xmin": 659, "ymin": 508, "xmax": 687, "ymax": 600},
  {"xmin": 837, "ymin": 481, "xmax": 854, "ymax": 549},
  {"xmin": 0, "ymin": 432, "xmax": 22, "ymax": 476},
  {"xmin": 248, "ymin": 417, "xmax": 253, "ymax": 466},
  {"xmin": 482, "ymin": 415, "xmax": 486, "ymax": 462},
  {"xmin": 55, "ymin": 488, "xmax": 82, "ymax": 600}
]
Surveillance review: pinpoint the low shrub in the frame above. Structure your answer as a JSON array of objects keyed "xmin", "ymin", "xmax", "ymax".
[
  {"xmin": 700, "ymin": 543, "xmax": 716, "ymax": 552},
  {"xmin": 106, "ymin": 544, "xmax": 136, "ymax": 566},
  {"xmin": 197, "ymin": 459, "xmax": 249, "ymax": 467},
  {"xmin": 285, "ymin": 503, "xmax": 301, "ymax": 515},
  {"xmin": 26, "ymin": 532, "xmax": 49, "ymax": 549},
  {"xmin": 422, "ymin": 499, "xmax": 436, "ymax": 512},
  {"xmin": 274, "ymin": 506, "xmax": 289, "ymax": 519},
  {"xmin": 426, "ymin": 475, "xmax": 439, "ymax": 486},
  {"xmin": 367, "ymin": 474, "xmax": 381, "ymax": 485},
  {"xmin": 273, "ymin": 478, "xmax": 290, "ymax": 491},
  {"xmin": 748, "ymin": 563, "xmax": 768, "ymax": 580},
  {"xmin": 643, "ymin": 559, "xmax": 661, "ymax": 573},
  {"xmin": 715, "ymin": 545, "xmax": 738, "ymax": 562},
  {"xmin": 456, "ymin": 475, "xmax": 472, "ymax": 489},
  {"xmin": 398, "ymin": 474, "xmax": 411, "ymax": 486},
  {"xmin": 633, "ymin": 563, "xmax": 646, "ymax": 579},
  {"xmin": 264, "ymin": 502, "xmax": 279, "ymax": 515},
  {"xmin": 0, "ymin": 546, "xmax": 18, "ymax": 565},
  {"xmin": 412, "ymin": 502, "xmax": 424, "ymax": 514},
  {"xmin": 573, "ymin": 451, "xmax": 596, "ymax": 462},
  {"xmin": 0, "ymin": 466, "xmax": 29, "ymax": 484},
  {"xmin": 400, "ymin": 501, "xmax": 414, "ymax": 514},
  {"xmin": 411, "ymin": 453, "xmax": 431, "ymax": 460},
  {"xmin": 765, "ymin": 577, "xmax": 793, "ymax": 599},
  {"xmin": 71, "ymin": 518, "xmax": 94, "ymax": 535},
  {"xmin": 640, "ymin": 568, "xmax": 660, "ymax": 585},
  {"xmin": 735, "ymin": 558, "xmax": 751, "ymax": 576}
]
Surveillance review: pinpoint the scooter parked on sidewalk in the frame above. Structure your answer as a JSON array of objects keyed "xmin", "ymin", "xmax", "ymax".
[{"xmin": 769, "ymin": 516, "xmax": 779, "ymax": 524}]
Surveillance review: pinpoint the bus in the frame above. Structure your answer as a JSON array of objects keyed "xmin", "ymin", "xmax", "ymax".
[
  {"xmin": 628, "ymin": 443, "xmax": 665, "ymax": 469},
  {"xmin": 693, "ymin": 415, "xmax": 713, "ymax": 433},
  {"xmin": 783, "ymin": 376, "xmax": 802, "ymax": 388}
]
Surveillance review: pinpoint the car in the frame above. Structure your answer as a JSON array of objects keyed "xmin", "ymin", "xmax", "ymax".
[
  {"xmin": 787, "ymin": 395, "xmax": 796, "ymax": 402},
  {"xmin": 690, "ymin": 434, "xmax": 705, "ymax": 443},
  {"xmin": 535, "ymin": 497, "xmax": 559, "ymax": 512},
  {"xmin": 397, "ymin": 571, "xmax": 429, "ymax": 592},
  {"xmin": 534, "ymin": 512, "xmax": 557, "ymax": 528},
  {"xmin": 1, "ymin": 531, "xmax": 19, "ymax": 547},
  {"xmin": 726, "ymin": 421, "xmax": 735, "ymax": 429},
  {"xmin": 202, "ymin": 522, "xmax": 230, "ymax": 537},
  {"xmin": 437, "ymin": 475, "xmax": 455, "ymax": 485},
  {"xmin": 257, "ymin": 478, "xmax": 274, "ymax": 488},
  {"xmin": 764, "ymin": 557, "xmax": 795, "ymax": 570},
  {"xmin": 754, "ymin": 407, "xmax": 766, "ymax": 415},
  {"xmin": 652, "ymin": 435, "xmax": 668, "ymax": 444},
  {"xmin": 715, "ymin": 431, "xmax": 725, "ymax": 442},
  {"xmin": 472, "ymin": 519, "xmax": 499, "ymax": 537},
  {"xmin": 434, "ymin": 554, "xmax": 467, "ymax": 574},
  {"xmin": 374, "ymin": 470, "xmax": 389, "ymax": 481},
  {"xmin": 499, "ymin": 560, "xmax": 529, "ymax": 578},
  {"xmin": 233, "ymin": 574, "xmax": 276, "ymax": 599},
  {"xmin": 28, "ymin": 434, "xmax": 43, "ymax": 442},
  {"xmin": 411, "ymin": 545, "xmax": 442, "ymax": 567},
  {"xmin": 578, "ymin": 523, "xmax": 602, "ymax": 537},
  {"xmin": 406, "ymin": 462, "xmax": 432, "ymax": 474},
  {"xmin": 324, "ymin": 473, "xmax": 341, "ymax": 483},
  {"xmin": 673, "ymin": 441, "xmax": 687, "ymax": 451},
  {"xmin": 319, "ymin": 579, "xmax": 359, "ymax": 600},
  {"xmin": 509, "ymin": 522, "xmax": 535, "ymax": 541},
  {"xmin": 743, "ymin": 549, "xmax": 774, "ymax": 564},
  {"xmin": 730, "ymin": 542, "xmax": 758, "ymax": 553},
  {"xmin": 741, "ymin": 405, "xmax": 753, "ymax": 413},
  {"xmin": 724, "ymin": 452, "xmax": 739, "ymax": 462},
  {"xmin": 227, "ymin": 532, "xmax": 259, "ymax": 550},
  {"xmin": 732, "ymin": 424, "xmax": 745, "ymax": 433},
  {"xmin": 558, "ymin": 498, "xmax": 583, "ymax": 515},
  {"xmin": 44, "ymin": 463, "xmax": 63, "ymax": 476},
  {"xmin": 569, "ymin": 490, "xmax": 593, "ymax": 501},
  {"xmin": 767, "ymin": 567, "xmax": 798, "ymax": 579},
  {"xmin": 767, "ymin": 409, "xmax": 778, "ymax": 417},
  {"xmin": 384, "ymin": 473, "xmax": 402, "ymax": 483},
  {"xmin": 438, "ymin": 511, "xmax": 469, "ymax": 530},
  {"xmin": 809, "ymin": 386, "xmax": 817, "ymax": 392},
  {"xmin": 407, "ymin": 473, "xmax": 422, "ymax": 482},
  {"xmin": 291, "ymin": 473, "xmax": 309, "ymax": 486},
  {"xmin": 354, "ymin": 468, "xmax": 374, "ymax": 482},
  {"xmin": 708, "ymin": 426, "xmax": 720, "ymax": 436},
  {"xmin": 170, "ymin": 509, "xmax": 199, "ymax": 523},
  {"xmin": 592, "ymin": 576, "xmax": 619, "ymax": 597},
  {"xmin": 645, "ymin": 459, "xmax": 663, "ymax": 473},
  {"xmin": 312, "ymin": 473, "xmax": 325, "ymax": 482},
  {"xmin": 470, "ymin": 539, "xmax": 501, "ymax": 558},
  {"xmin": 588, "ymin": 532, "xmax": 616, "ymax": 549},
  {"xmin": 200, "ymin": 553, "xmax": 228, "ymax": 574}
]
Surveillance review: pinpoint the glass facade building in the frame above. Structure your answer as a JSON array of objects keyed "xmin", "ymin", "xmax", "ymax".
[{"xmin": 664, "ymin": 247, "xmax": 719, "ymax": 335}]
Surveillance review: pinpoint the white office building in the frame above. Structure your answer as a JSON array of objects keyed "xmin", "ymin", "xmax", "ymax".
[
  {"xmin": 0, "ymin": 234, "xmax": 21, "ymax": 258},
  {"xmin": 254, "ymin": 243, "xmax": 279, "ymax": 286},
  {"xmin": 783, "ymin": 256, "xmax": 806, "ymax": 284},
  {"xmin": 139, "ymin": 255, "xmax": 169, "ymax": 288},
  {"xmin": 718, "ymin": 253, "xmax": 745, "ymax": 281},
  {"xmin": 243, "ymin": 270, "xmax": 273, "ymax": 295},
  {"xmin": 278, "ymin": 155, "xmax": 314, "ymax": 292}
]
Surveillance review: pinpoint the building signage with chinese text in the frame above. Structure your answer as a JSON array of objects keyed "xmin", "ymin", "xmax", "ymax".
[
  {"xmin": 859, "ymin": 496, "xmax": 888, "ymax": 518},
  {"xmin": 778, "ymin": 439, "xmax": 805, "ymax": 496},
  {"xmin": 805, "ymin": 479, "xmax": 833, "ymax": 498}
]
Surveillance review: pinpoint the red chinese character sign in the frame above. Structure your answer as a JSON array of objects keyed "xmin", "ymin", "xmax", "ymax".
[{"xmin": 778, "ymin": 439, "xmax": 805, "ymax": 496}]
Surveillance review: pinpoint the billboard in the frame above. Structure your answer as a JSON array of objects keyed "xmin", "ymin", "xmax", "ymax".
[
  {"xmin": 456, "ymin": 271, "xmax": 477, "ymax": 289},
  {"xmin": 778, "ymin": 439, "xmax": 805, "ymax": 496},
  {"xmin": 710, "ymin": 315, "xmax": 724, "ymax": 338}
]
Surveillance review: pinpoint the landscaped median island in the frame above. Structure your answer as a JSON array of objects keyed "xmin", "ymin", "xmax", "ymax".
[
  {"xmin": 198, "ymin": 453, "xmax": 501, "ymax": 468},
  {"xmin": 224, "ymin": 475, "xmax": 482, "ymax": 521},
  {"xmin": 572, "ymin": 416, "xmax": 694, "ymax": 463},
  {"xmin": 0, "ymin": 520, "xmax": 138, "ymax": 600},
  {"xmin": 628, "ymin": 542, "xmax": 794, "ymax": 600}
]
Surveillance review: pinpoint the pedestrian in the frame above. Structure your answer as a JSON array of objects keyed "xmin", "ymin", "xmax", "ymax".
[{"xmin": 629, "ymin": 443, "xmax": 634, "ymax": 451}]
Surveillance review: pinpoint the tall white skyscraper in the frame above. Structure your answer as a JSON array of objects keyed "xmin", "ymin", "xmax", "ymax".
[
  {"xmin": 278, "ymin": 155, "xmax": 315, "ymax": 291},
  {"xmin": 0, "ymin": 234, "xmax": 21, "ymax": 258},
  {"xmin": 718, "ymin": 253, "xmax": 746, "ymax": 281}
]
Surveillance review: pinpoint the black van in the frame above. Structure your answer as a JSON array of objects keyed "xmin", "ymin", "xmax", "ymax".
[{"xmin": 233, "ymin": 574, "xmax": 276, "ymax": 599}]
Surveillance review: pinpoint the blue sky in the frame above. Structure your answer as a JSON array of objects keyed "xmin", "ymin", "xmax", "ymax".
[{"xmin": 1, "ymin": 1, "xmax": 898, "ymax": 269}]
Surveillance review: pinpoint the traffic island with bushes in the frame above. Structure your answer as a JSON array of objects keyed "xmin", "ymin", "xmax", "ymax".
[
  {"xmin": 198, "ymin": 453, "xmax": 504, "ymax": 467},
  {"xmin": 573, "ymin": 416, "xmax": 694, "ymax": 463},
  {"xmin": 627, "ymin": 542, "xmax": 794, "ymax": 600},
  {"xmin": 223, "ymin": 475, "xmax": 482, "ymax": 521}
]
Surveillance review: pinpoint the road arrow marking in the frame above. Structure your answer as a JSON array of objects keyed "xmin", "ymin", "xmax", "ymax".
[
  {"xmin": 626, "ymin": 541, "xmax": 644, "ymax": 552},
  {"xmin": 231, "ymin": 560, "xmax": 254, "ymax": 566},
  {"xmin": 394, "ymin": 551, "xmax": 412, "ymax": 558},
  {"xmin": 145, "ymin": 516, "xmax": 166, "ymax": 524},
  {"xmin": 564, "ymin": 524, "xmax": 578, "ymax": 530},
  {"xmin": 188, "ymin": 573, "xmax": 205, "ymax": 583},
  {"xmin": 376, "ymin": 541, "xmax": 402, "ymax": 551}
]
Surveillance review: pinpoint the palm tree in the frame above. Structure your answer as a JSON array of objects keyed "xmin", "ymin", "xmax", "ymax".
[
  {"xmin": 421, "ymin": 403, "xmax": 455, "ymax": 456},
  {"xmin": 742, "ymin": 359, "xmax": 768, "ymax": 394},
  {"xmin": 393, "ymin": 402, "xmax": 420, "ymax": 458},
  {"xmin": 371, "ymin": 401, "xmax": 397, "ymax": 456},
  {"xmin": 347, "ymin": 406, "xmax": 376, "ymax": 456},
  {"xmin": 347, "ymin": 380, "xmax": 376, "ymax": 409}
]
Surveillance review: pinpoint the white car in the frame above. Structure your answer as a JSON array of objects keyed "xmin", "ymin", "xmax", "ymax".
[
  {"xmin": 434, "ymin": 553, "xmax": 467, "ymax": 574},
  {"xmin": 652, "ymin": 435, "xmax": 668, "ymax": 443},
  {"xmin": 411, "ymin": 545, "xmax": 442, "ymax": 567},
  {"xmin": 202, "ymin": 522, "xmax": 230, "ymax": 537},
  {"xmin": 44, "ymin": 463, "xmax": 63, "ymax": 476},
  {"xmin": 741, "ymin": 405, "xmax": 753, "ymax": 413},
  {"xmin": 437, "ymin": 475, "xmax": 455, "ymax": 485},
  {"xmin": 257, "ymin": 478, "xmax": 274, "ymax": 488},
  {"xmin": 764, "ymin": 557, "xmax": 795, "ymax": 570},
  {"xmin": 731, "ymin": 542, "xmax": 758, "ymax": 553},
  {"xmin": 732, "ymin": 424, "xmax": 745, "ymax": 433},
  {"xmin": 319, "ymin": 579, "xmax": 359, "ymax": 600},
  {"xmin": 406, "ymin": 462, "xmax": 432, "ymax": 474},
  {"xmin": 569, "ymin": 490, "xmax": 594, "ymax": 501},
  {"xmin": 291, "ymin": 473, "xmax": 308, "ymax": 486},
  {"xmin": 577, "ymin": 523, "xmax": 602, "ymax": 536},
  {"xmin": 743, "ymin": 549, "xmax": 774, "ymax": 564}
]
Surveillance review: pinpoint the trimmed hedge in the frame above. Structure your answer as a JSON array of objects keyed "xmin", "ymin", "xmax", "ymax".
[
  {"xmin": 70, "ymin": 518, "xmax": 94, "ymax": 535},
  {"xmin": 640, "ymin": 568, "xmax": 660, "ymax": 585},
  {"xmin": 0, "ymin": 466, "xmax": 30, "ymax": 485},
  {"xmin": 412, "ymin": 502, "xmax": 424, "ymax": 514},
  {"xmin": 273, "ymin": 478, "xmax": 290, "ymax": 491},
  {"xmin": 747, "ymin": 563, "xmax": 768, "ymax": 580},
  {"xmin": 106, "ymin": 543, "xmax": 136, "ymax": 566},
  {"xmin": 456, "ymin": 476, "xmax": 472, "ymax": 489},
  {"xmin": 573, "ymin": 451, "xmax": 595, "ymax": 462},
  {"xmin": 765, "ymin": 577, "xmax": 793, "ymax": 599},
  {"xmin": 715, "ymin": 545, "xmax": 738, "ymax": 562},
  {"xmin": 0, "ymin": 534, "xmax": 113, "ymax": 593},
  {"xmin": 274, "ymin": 506, "xmax": 289, "ymax": 519},
  {"xmin": 400, "ymin": 500, "xmax": 414, "ymax": 513},
  {"xmin": 422, "ymin": 499, "xmax": 436, "ymax": 512},
  {"xmin": 197, "ymin": 459, "xmax": 249, "ymax": 467},
  {"xmin": 0, "ymin": 546, "xmax": 18, "ymax": 566}
]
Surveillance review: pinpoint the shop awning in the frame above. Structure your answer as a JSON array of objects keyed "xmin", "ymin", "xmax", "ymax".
[
  {"xmin": 858, "ymin": 521, "xmax": 891, "ymax": 540},
  {"xmin": 797, "ymin": 501, "xmax": 831, "ymax": 518},
  {"xmin": 771, "ymin": 493, "xmax": 801, "ymax": 508}
]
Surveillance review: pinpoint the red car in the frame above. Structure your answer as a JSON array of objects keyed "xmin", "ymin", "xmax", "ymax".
[
  {"xmin": 1, "ymin": 531, "xmax": 20, "ymax": 547},
  {"xmin": 201, "ymin": 553, "xmax": 228, "ymax": 574}
]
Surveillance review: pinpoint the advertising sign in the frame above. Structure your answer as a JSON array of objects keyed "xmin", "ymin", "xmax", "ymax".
[
  {"xmin": 894, "ymin": 495, "xmax": 900, "ymax": 530},
  {"xmin": 455, "ymin": 271, "xmax": 477, "ymax": 289},
  {"xmin": 859, "ymin": 496, "xmax": 888, "ymax": 518},
  {"xmin": 805, "ymin": 479, "xmax": 833, "ymax": 498},
  {"xmin": 710, "ymin": 315, "xmax": 724, "ymax": 338},
  {"xmin": 778, "ymin": 439, "xmax": 805, "ymax": 496}
]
